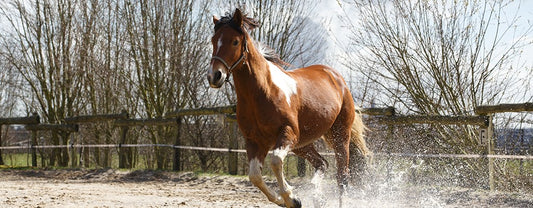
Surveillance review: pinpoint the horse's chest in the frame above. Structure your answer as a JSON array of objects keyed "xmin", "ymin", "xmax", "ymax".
[{"xmin": 236, "ymin": 109, "xmax": 288, "ymax": 142}]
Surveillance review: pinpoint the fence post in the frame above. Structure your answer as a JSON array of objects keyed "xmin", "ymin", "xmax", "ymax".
[
  {"xmin": 0, "ymin": 125, "xmax": 3, "ymax": 165},
  {"xmin": 118, "ymin": 110, "xmax": 129, "ymax": 169},
  {"xmin": 487, "ymin": 114, "xmax": 495, "ymax": 191},
  {"xmin": 31, "ymin": 130, "xmax": 37, "ymax": 167},
  {"xmin": 118, "ymin": 126, "xmax": 128, "ymax": 169},
  {"xmin": 69, "ymin": 133, "xmax": 79, "ymax": 168},
  {"xmin": 386, "ymin": 124, "xmax": 394, "ymax": 183},
  {"xmin": 228, "ymin": 120, "xmax": 238, "ymax": 175},
  {"xmin": 173, "ymin": 117, "xmax": 182, "ymax": 171}
]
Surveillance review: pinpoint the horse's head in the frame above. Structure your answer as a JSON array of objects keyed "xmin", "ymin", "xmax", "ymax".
[{"xmin": 208, "ymin": 8, "xmax": 258, "ymax": 88}]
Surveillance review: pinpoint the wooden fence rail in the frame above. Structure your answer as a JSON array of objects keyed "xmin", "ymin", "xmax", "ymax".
[
  {"xmin": 475, "ymin": 102, "xmax": 533, "ymax": 115},
  {"xmin": 377, "ymin": 115, "xmax": 490, "ymax": 127},
  {"xmin": 0, "ymin": 114, "xmax": 40, "ymax": 125}
]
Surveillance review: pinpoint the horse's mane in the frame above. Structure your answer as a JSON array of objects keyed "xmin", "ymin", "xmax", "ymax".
[{"xmin": 215, "ymin": 10, "xmax": 289, "ymax": 68}]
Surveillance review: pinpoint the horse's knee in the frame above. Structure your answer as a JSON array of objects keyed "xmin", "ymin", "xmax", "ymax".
[
  {"xmin": 248, "ymin": 158, "xmax": 263, "ymax": 185},
  {"xmin": 270, "ymin": 156, "xmax": 283, "ymax": 170},
  {"xmin": 271, "ymin": 146, "xmax": 289, "ymax": 171}
]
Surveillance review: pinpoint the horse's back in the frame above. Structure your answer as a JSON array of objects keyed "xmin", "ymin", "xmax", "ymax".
[
  {"xmin": 289, "ymin": 64, "xmax": 349, "ymax": 103},
  {"xmin": 288, "ymin": 65, "xmax": 354, "ymax": 145}
]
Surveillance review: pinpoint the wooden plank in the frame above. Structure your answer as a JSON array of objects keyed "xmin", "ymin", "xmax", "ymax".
[
  {"xmin": 0, "ymin": 115, "xmax": 40, "ymax": 125},
  {"xmin": 167, "ymin": 105, "xmax": 394, "ymax": 118},
  {"xmin": 377, "ymin": 115, "xmax": 490, "ymax": 127},
  {"xmin": 167, "ymin": 105, "xmax": 237, "ymax": 117},
  {"xmin": 360, "ymin": 107, "xmax": 395, "ymax": 116},
  {"xmin": 475, "ymin": 102, "xmax": 533, "ymax": 115},
  {"xmin": 65, "ymin": 112, "xmax": 128, "ymax": 123},
  {"xmin": 25, "ymin": 124, "xmax": 79, "ymax": 132},
  {"xmin": 114, "ymin": 118, "xmax": 180, "ymax": 127}
]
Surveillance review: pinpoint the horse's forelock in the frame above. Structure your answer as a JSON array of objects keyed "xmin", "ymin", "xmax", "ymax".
[{"xmin": 214, "ymin": 10, "xmax": 259, "ymax": 32}]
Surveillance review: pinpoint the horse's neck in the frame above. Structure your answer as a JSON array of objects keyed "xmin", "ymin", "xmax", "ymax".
[{"xmin": 232, "ymin": 46, "xmax": 273, "ymax": 102}]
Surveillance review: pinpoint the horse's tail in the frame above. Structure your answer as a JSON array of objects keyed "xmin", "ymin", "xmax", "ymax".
[
  {"xmin": 350, "ymin": 107, "xmax": 371, "ymax": 157},
  {"xmin": 349, "ymin": 107, "xmax": 372, "ymax": 184}
]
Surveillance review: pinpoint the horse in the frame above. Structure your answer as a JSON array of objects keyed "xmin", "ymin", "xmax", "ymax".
[{"xmin": 207, "ymin": 8, "xmax": 370, "ymax": 208}]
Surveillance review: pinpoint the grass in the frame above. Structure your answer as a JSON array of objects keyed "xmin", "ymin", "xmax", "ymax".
[{"xmin": 0, "ymin": 153, "xmax": 33, "ymax": 168}]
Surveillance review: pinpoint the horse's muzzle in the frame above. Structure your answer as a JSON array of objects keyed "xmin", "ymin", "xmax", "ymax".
[{"xmin": 207, "ymin": 68, "xmax": 226, "ymax": 88}]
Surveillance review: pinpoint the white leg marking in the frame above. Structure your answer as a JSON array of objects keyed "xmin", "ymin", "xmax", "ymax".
[
  {"xmin": 249, "ymin": 158, "xmax": 284, "ymax": 205},
  {"xmin": 272, "ymin": 146, "xmax": 290, "ymax": 161},
  {"xmin": 271, "ymin": 146, "xmax": 296, "ymax": 207},
  {"xmin": 267, "ymin": 61, "xmax": 297, "ymax": 106}
]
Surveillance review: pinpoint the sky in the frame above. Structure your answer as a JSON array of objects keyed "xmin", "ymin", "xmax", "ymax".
[{"xmin": 313, "ymin": 0, "xmax": 533, "ymax": 69}]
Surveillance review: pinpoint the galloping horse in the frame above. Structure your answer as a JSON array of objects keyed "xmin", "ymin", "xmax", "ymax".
[{"xmin": 208, "ymin": 9, "xmax": 370, "ymax": 208}]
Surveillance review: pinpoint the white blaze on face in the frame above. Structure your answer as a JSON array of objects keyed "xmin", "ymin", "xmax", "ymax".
[
  {"xmin": 216, "ymin": 34, "xmax": 224, "ymax": 52},
  {"xmin": 267, "ymin": 61, "xmax": 297, "ymax": 106}
]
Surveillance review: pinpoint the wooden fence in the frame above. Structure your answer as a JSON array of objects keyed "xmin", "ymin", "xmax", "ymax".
[{"xmin": 0, "ymin": 102, "xmax": 532, "ymax": 191}]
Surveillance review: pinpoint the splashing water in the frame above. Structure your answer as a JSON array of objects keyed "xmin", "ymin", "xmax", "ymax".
[
  {"xmin": 294, "ymin": 161, "xmax": 445, "ymax": 208},
  {"xmin": 289, "ymin": 157, "xmax": 532, "ymax": 208}
]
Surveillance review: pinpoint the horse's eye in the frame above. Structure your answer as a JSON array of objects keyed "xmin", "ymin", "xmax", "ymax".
[{"xmin": 232, "ymin": 40, "xmax": 239, "ymax": 46}]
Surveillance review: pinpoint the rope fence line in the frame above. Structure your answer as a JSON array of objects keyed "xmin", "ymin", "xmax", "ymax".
[{"xmin": 1, "ymin": 144, "xmax": 531, "ymax": 160}]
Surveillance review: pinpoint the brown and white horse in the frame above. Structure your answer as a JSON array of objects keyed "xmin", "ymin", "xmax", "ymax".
[{"xmin": 208, "ymin": 9, "xmax": 370, "ymax": 208}]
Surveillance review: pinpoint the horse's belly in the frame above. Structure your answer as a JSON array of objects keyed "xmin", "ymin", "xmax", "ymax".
[{"xmin": 296, "ymin": 104, "xmax": 339, "ymax": 145}]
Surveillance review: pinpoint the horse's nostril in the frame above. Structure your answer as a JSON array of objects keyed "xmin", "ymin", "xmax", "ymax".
[{"xmin": 214, "ymin": 71, "xmax": 222, "ymax": 81}]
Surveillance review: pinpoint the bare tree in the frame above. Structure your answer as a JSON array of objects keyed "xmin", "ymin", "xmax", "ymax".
[
  {"xmin": 0, "ymin": 55, "xmax": 22, "ymax": 165},
  {"xmin": 0, "ymin": 0, "xmax": 90, "ymax": 166},
  {"xmin": 344, "ymin": 0, "xmax": 532, "ymax": 110},
  {"xmin": 341, "ymin": 0, "xmax": 532, "ymax": 150},
  {"xmin": 122, "ymin": 0, "xmax": 213, "ymax": 169}
]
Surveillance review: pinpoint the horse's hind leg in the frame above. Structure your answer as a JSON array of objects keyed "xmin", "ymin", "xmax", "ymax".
[
  {"xmin": 292, "ymin": 144, "xmax": 328, "ymax": 173},
  {"xmin": 293, "ymin": 144, "xmax": 329, "ymax": 208},
  {"xmin": 324, "ymin": 124, "xmax": 351, "ymax": 208}
]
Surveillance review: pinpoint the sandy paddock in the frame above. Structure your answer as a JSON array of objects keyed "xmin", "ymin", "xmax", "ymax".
[{"xmin": 1, "ymin": 169, "xmax": 532, "ymax": 208}]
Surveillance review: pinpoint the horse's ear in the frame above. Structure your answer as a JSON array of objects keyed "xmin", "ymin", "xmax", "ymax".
[
  {"xmin": 213, "ymin": 16, "xmax": 219, "ymax": 25},
  {"xmin": 232, "ymin": 8, "xmax": 244, "ymax": 27}
]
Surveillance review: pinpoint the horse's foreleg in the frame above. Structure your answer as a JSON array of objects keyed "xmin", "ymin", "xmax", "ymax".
[
  {"xmin": 248, "ymin": 158, "xmax": 285, "ymax": 206},
  {"xmin": 246, "ymin": 141, "xmax": 285, "ymax": 206},
  {"xmin": 271, "ymin": 145, "xmax": 301, "ymax": 208}
]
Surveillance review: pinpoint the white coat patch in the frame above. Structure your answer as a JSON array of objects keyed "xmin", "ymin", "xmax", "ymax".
[{"xmin": 267, "ymin": 61, "xmax": 297, "ymax": 106}]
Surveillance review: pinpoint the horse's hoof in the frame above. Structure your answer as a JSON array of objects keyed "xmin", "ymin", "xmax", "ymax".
[{"xmin": 293, "ymin": 198, "xmax": 302, "ymax": 208}]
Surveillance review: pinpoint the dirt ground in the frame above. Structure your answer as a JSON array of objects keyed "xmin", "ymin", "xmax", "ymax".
[{"xmin": 0, "ymin": 169, "xmax": 532, "ymax": 208}]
